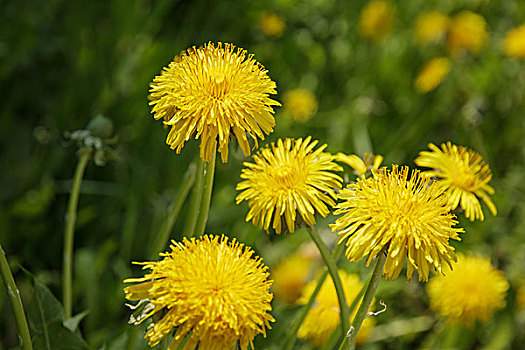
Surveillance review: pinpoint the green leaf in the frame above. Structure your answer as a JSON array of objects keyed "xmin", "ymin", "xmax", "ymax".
[
  {"xmin": 28, "ymin": 278, "xmax": 64, "ymax": 348},
  {"xmin": 63, "ymin": 310, "xmax": 90, "ymax": 332},
  {"xmin": 27, "ymin": 277, "xmax": 88, "ymax": 349},
  {"xmin": 32, "ymin": 322, "xmax": 89, "ymax": 350}
]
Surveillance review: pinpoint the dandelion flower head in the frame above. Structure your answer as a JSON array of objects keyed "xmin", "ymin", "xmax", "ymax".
[
  {"xmin": 447, "ymin": 11, "xmax": 488, "ymax": 55},
  {"xmin": 415, "ymin": 142, "xmax": 497, "ymax": 221},
  {"xmin": 260, "ymin": 13, "xmax": 286, "ymax": 38},
  {"xmin": 236, "ymin": 137, "xmax": 343, "ymax": 234},
  {"xmin": 427, "ymin": 254, "xmax": 509, "ymax": 326},
  {"xmin": 283, "ymin": 88, "xmax": 318, "ymax": 123},
  {"xmin": 123, "ymin": 235, "xmax": 274, "ymax": 349},
  {"xmin": 336, "ymin": 152, "xmax": 384, "ymax": 177},
  {"xmin": 149, "ymin": 42, "xmax": 280, "ymax": 163},
  {"xmin": 272, "ymin": 251, "xmax": 315, "ymax": 304},
  {"xmin": 298, "ymin": 270, "xmax": 375, "ymax": 346},
  {"xmin": 359, "ymin": 1, "xmax": 396, "ymax": 40},
  {"xmin": 503, "ymin": 24, "xmax": 525, "ymax": 58},
  {"xmin": 331, "ymin": 165, "xmax": 463, "ymax": 282},
  {"xmin": 415, "ymin": 11, "xmax": 449, "ymax": 44},
  {"xmin": 414, "ymin": 57, "xmax": 451, "ymax": 93}
]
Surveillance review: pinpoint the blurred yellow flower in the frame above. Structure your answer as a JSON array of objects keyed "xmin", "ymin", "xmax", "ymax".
[
  {"xmin": 272, "ymin": 251, "xmax": 314, "ymax": 304},
  {"xmin": 359, "ymin": 1, "xmax": 395, "ymax": 40},
  {"xmin": 415, "ymin": 142, "xmax": 497, "ymax": 221},
  {"xmin": 427, "ymin": 254, "xmax": 508, "ymax": 326},
  {"xmin": 124, "ymin": 235, "xmax": 274, "ymax": 349},
  {"xmin": 260, "ymin": 13, "xmax": 286, "ymax": 38},
  {"xmin": 503, "ymin": 24, "xmax": 525, "ymax": 58},
  {"xmin": 415, "ymin": 11, "xmax": 449, "ymax": 44},
  {"xmin": 298, "ymin": 270, "xmax": 374, "ymax": 346},
  {"xmin": 283, "ymin": 88, "xmax": 318, "ymax": 122},
  {"xmin": 447, "ymin": 11, "xmax": 488, "ymax": 55},
  {"xmin": 149, "ymin": 42, "xmax": 280, "ymax": 163},
  {"xmin": 414, "ymin": 57, "xmax": 451, "ymax": 93},
  {"xmin": 236, "ymin": 137, "xmax": 343, "ymax": 234},
  {"xmin": 336, "ymin": 152, "xmax": 383, "ymax": 177},
  {"xmin": 331, "ymin": 166, "xmax": 463, "ymax": 282}
]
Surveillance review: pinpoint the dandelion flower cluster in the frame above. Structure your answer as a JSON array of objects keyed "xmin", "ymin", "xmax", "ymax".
[
  {"xmin": 236, "ymin": 137, "xmax": 343, "ymax": 234},
  {"xmin": 331, "ymin": 165, "xmax": 463, "ymax": 282},
  {"xmin": 149, "ymin": 42, "xmax": 280, "ymax": 163},
  {"xmin": 283, "ymin": 88, "xmax": 318, "ymax": 122},
  {"xmin": 298, "ymin": 270, "xmax": 374, "ymax": 346},
  {"xmin": 359, "ymin": 1, "xmax": 395, "ymax": 40},
  {"xmin": 415, "ymin": 11, "xmax": 449, "ymax": 44},
  {"xmin": 272, "ymin": 251, "xmax": 314, "ymax": 304},
  {"xmin": 447, "ymin": 11, "xmax": 488, "ymax": 55},
  {"xmin": 415, "ymin": 142, "xmax": 497, "ymax": 221},
  {"xmin": 503, "ymin": 24, "xmax": 525, "ymax": 58},
  {"xmin": 260, "ymin": 13, "xmax": 286, "ymax": 38},
  {"xmin": 123, "ymin": 235, "xmax": 274, "ymax": 349},
  {"xmin": 336, "ymin": 152, "xmax": 383, "ymax": 177},
  {"xmin": 427, "ymin": 254, "xmax": 509, "ymax": 326},
  {"xmin": 414, "ymin": 57, "xmax": 451, "ymax": 93}
]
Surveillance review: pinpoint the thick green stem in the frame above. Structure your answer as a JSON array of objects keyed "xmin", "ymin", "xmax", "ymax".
[
  {"xmin": 182, "ymin": 158, "xmax": 204, "ymax": 236},
  {"xmin": 0, "ymin": 245, "xmax": 33, "ymax": 350},
  {"xmin": 344, "ymin": 247, "xmax": 387, "ymax": 350},
  {"xmin": 193, "ymin": 142, "xmax": 216, "ymax": 237},
  {"xmin": 62, "ymin": 149, "xmax": 91, "ymax": 319},
  {"xmin": 149, "ymin": 163, "xmax": 196, "ymax": 257},
  {"xmin": 283, "ymin": 242, "xmax": 345, "ymax": 350},
  {"xmin": 306, "ymin": 226, "xmax": 350, "ymax": 339}
]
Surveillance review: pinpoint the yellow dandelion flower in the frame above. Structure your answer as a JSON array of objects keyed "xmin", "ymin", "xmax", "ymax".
[
  {"xmin": 415, "ymin": 11, "xmax": 450, "ymax": 44},
  {"xmin": 447, "ymin": 11, "xmax": 488, "ymax": 55},
  {"xmin": 260, "ymin": 13, "xmax": 286, "ymax": 38},
  {"xmin": 283, "ymin": 88, "xmax": 318, "ymax": 123},
  {"xmin": 236, "ymin": 137, "xmax": 343, "ymax": 234},
  {"xmin": 427, "ymin": 254, "xmax": 509, "ymax": 326},
  {"xmin": 359, "ymin": 1, "xmax": 396, "ymax": 40},
  {"xmin": 123, "ymin": 235, "xmax": 274, "ymax": 349},
  {"xmin": 272, "ymin": 252, "xmax": 314, "ymax": 304},
  {"xmin": 503, "ymin": 24, "xmax": 525, "ymax": 58},
  {"xmin": 415, "ymin": 142, "xmax": 497, "ymax": 221},
  {"xmin": 331, "ymin": 166, "xmax": 463, "ymax": 282},
  {"xmin": 336, "ymin": 152, "xmax": 384, "ymax": 177},
  {"xmin": 414, "ymin": 57, "xmax": 451, "ymax": 93},
  {"xmin": 298, "ymin": 270, "xmax": 375, "ymax": 346},
  {"xmin": 149, "ymin": 42, "xmax": 281, "ymax": 163}
]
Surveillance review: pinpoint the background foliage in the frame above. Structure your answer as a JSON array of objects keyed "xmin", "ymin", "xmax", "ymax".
[{"xmin": 1, "ymin": 0, "xmax": 525, "ymax": 348}]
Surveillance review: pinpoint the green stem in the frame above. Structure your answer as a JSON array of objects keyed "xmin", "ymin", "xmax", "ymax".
[
  {"xmin": 193, "ymin": 142, "xmax": 217, "ymax": 237},
  {"xmin": 149, "ymin": 163, "xmax": 196, "ymax": 257},
  {"xmin": 283, "ymin": 241, "xmax": 345, "ymax": 350},
  {"xmin": 343, "ymin": 247, "xmax": 387, "ymax": 350},
  {"xmin": 0, "ymin": 245, "xmax": 33, "ymax": 350},
  {"xmin": 182, "ymin": 157, "xmax": 204, "ymax": 236},
  {"xmin": 306, "ymin": 226, "xmax": 350, "ymax": 339},
  {"xmin": 158, "ymin": 335, "xmax": 170, "ymax": 350},
  {"xmin": 62, "ymin": 149, "xmax": 91, "ymax": 319},
  {"xmin": 124, "ymin": 326, "xmax": 138, "ymax": 350}
]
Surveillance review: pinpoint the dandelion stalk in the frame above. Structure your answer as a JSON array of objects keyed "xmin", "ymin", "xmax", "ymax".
[
  {"xmin": 343, "ymin": 247, "xmax": 387, "ymax": 350},
  {"xmin": 306, "ymin": 226, "xmax": 350, "ymax": 338},
  {"xmin": 63, "ymin": 148, "xmax": 91, "ymax": 318},
  {"xmin": 194, "ymin": 141, "xmax": 217, "ymax": 237},
  {"xmin": 283, "ymin": 242, "xmax": 345, "ymax": 350},
  {"xmin": 0, "ymin": 244, "xmax": 33, "ymax": 350},
  {"xmin": 182, "ymin": 158, "xmax": 204, "ymax": 236},
  {"xmin": 150, "ymin": 163, "xmax": 196, "ymax": 256}
]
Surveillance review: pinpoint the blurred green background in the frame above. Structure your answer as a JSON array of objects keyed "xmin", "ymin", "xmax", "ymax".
[{"xmin": 1, "ymin": 0, "xmax": 525, "ymax": 348}]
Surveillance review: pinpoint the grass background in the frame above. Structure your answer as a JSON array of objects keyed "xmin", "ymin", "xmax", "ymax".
[{"xmin": 1, "ymin": 0, "xmax": 525, "ymax": 348}]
